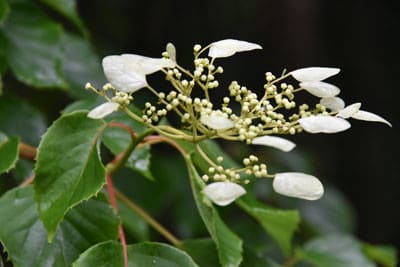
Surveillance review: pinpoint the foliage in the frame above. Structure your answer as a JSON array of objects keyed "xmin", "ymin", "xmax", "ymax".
[{"xmin": 0, "ymin": 1, "xmax": 397, "ymax": 267}]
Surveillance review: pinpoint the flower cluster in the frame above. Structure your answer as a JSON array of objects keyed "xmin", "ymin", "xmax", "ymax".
[{"xmin": 86, "ymin": 39, "xmax": 391, "ymax": 206}]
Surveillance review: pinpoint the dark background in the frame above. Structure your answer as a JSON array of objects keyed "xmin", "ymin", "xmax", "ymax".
[{"xmin": 78, "ymin": 0, "xmax": 399, "ymax": 248}]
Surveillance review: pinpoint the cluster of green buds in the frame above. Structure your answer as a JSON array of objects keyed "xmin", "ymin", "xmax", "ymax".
[{"xmin": 86, "ymin": 39, "xmax": 391, "ymax": 206}]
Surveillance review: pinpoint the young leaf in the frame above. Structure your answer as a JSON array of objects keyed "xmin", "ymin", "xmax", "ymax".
[
  {"xmin": 296, "ymin": 234, "xmax": 375, "ymax": 267},
  {"xmin": 39, "ymin": 0, "xmax": 87, "ymax": 35},
  {"xmin": 236, "ymin": 195, "xmax": 300, "ymax": 255},
  {"xmin": 185, "ymin": 158, "xmax": 243, "ymax": 267},
  {"xmin": 73, "ymin": 241, "xmax": 199, "ymax": 267},
  {"xmin": 0, "ymin": 132, "xmax": 19, "ymax": 174},
  {"xmin": 362, "ymin": 243, "xmax": 398, "ymax": 267},
  {"xmin": 1, "ymin": 1, "xmax": 66, "ymax": 88},
  {"xmin": 0, "ymin": 186, "xmax": 118, "ymax": 267},
  {"xmin": 34, "ymin": 111, "xmax": 107, "ymax": 240}
]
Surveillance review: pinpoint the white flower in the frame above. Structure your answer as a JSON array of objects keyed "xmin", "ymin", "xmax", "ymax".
[
  {"xmin": 291, "ymin": 67, "xmax": 340, "ymax": 82},
  {"xmin": 200, "ymin": 111, "xmax": 235, "ymax": 130},
  {"xmin": 88, "ymin": 102, "xmax": 119, "ymax": 119},
  {"xmin": 352, "ymin": 110, "xmax": 392, "ymax": 127},
  {"xmin": 320, "ymin": 97, "xmax": 345, "ymax": 112},
  {"xmin": 102, "ymin": 54, "xmax": 175, "ymax": 92},
  {"xmin": 273, "ymin": 172, "xmax": 324, "ymax": 200},
  {"xmin": 336, "ymin": 103, "xmax": 361, "ymax": 119},
  {"xmin": 251, "ymin": 135, "xmax": 296, "ymax": 152},
  {"xmin": 208, "ymin": 39, "xmax": 262, "ymax": 58},
  {"xmin": 298, "ymin": 115, "xmax": 351, "ymax": 133},
  {"xmin": 203, "ymin": 182, "xmax": 246, "ymax": 206},
  {"xmin": 300, "ymin": 81, "xmax": 340, "ymax": 98}
]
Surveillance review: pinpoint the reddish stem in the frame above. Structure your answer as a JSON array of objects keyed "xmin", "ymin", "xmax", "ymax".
[
  {"xmin": 19, "ymin": 142, "xmax": 37, "ymax": 160},
  {"xmin": 108, "ymin": 122, "xmax": 137, "ymax": 139},
  {"xmin": 106, "ymin": 174, "xmax": 128, "ymax": 267}
]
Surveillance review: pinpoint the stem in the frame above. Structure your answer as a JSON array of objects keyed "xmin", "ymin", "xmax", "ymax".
[
  {"xmin": 195, "ymin": 143, "xmax": 217, "ymax": 167},
  {"xmin": 144, "ymin": 135, "xmax": 187, "ymax": 157},
  {"xmin": 283, "ymin": 256, "xmax": 298, "ymax": 267},
  {"xmin": 106, "ymin": 129, "xmax": 154, "ymax": 174},
  {"xmin": 106, "ymin": 174, "xmax": 128, "ymax": 267},
  {"xmin": 19, "ymin": 142, "xmax": 37, "ymax": 160},
  {"xmin": 115, "ymin": 190, "xmax": 182, "ymax": 247}
]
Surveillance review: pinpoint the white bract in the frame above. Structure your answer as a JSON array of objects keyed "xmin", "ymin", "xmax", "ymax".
[
  {"xmin": 291, "ymin": 67, "xmax": 340, "ymax": 82},
  {"xmin": 273, "ymin": 172, "xmax": 324, "ymax": 200},
  {"xmin": 200, "ymin": 111, "xmax": 235, "ymax": 130},
  {"xmin": 208, "ymin": 39, "xmax": 262, "ymax": 58},
  {"xmin": 251, "ymin": 135, "xmax": 296, "ymax": 152},
  {"xmin": 352, "ymin": 110, "xmax": 392, "ymax": 127},
  {"xmin": 88, "ymin": 102, "xmax": 119, "ymax": 119},
  {"xmin": 300, "ymin": 81, "xmax": 340, "ymax": 98},
  {"xmin": 320, "ymin": 97, "xmax": 345, "ymax": 112},
  {"xmin": 203, "ymin": 181, "xmax": 246, "ymax": 206},
  {"xmin": 102, "ymin": 54, "xmax": 175, "ymax": 92},
  {"xmin": 336, "ymin": 103, "xmax": 361, "ymax": 119},
  {"xmin": 299, "ymin": 115, "xmax": 351, "ymax": 133}
]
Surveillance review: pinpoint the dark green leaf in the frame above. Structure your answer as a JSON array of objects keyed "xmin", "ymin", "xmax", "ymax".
[
  {"xmin": 34, "ymin": 111, "xmax": 107, "ymax": 240},
  {"xmin": 362, "ymin": 243, "xmax": 397, "ymax": 267},
  {"xmin": 0, "ymin": 0, "xmax": 9, "ymax": 24},
  {"xmin": 0, "ymin": 186, "xmax": 118, "ymax": 267},
  {"xmin": 186, "ymin": 158, "xmax": 243, "ymax": 267},
  {"xmin": 0, "ymin": 95, "xmax": 47, "ymax": 146},
  {"xmin": 181, "ymin": 139, "xmax": 300, "ymax": 255},
  {"xmin": 60, "ymin": 33, "xmax": 105, "ymax": 99},
  {"xmin": 40, "ymin": 0, "xmax": 87, "ymax": 35},
  {"xmin": 298, "ymin": 186, "xmax": 355, "ymax": 235},
  {"xmin": 73, "ymin": 241, "xmax": 199, "ymax": 267},
  {"xmin": 296, "ymin": 234, "xmax": 375, "ymax": 267},
  {"xmin": 0, "ymin": 132, "xmax": 19, "ymax": 174},
  {"xmin": 181, "ymin": 238, "xmax": 220, "ymax": 267},
  {"xmin": 1, "ymin": 1, "xmax": 66, "ymax": 88},
  {"xmin": 237, "ymin": 195, "xmax": 299, "ymax": 255},
  {"xmin": 118, "ymin": 199, "xmax": 149, "ymax": 241}
]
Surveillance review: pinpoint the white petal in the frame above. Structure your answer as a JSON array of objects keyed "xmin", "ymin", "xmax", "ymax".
[
  {"xmin": 200, "ymin": 112, "xmax": 235, "ymax": 130},
  {"xmin": 208, "ymin": 39, "xmax": 262, "ymax": 58},
  {"xmin": 88, "ymin": 102, "xmax": 119, "ymax": 119},
  {"xmin": 251, "ymin": 135, "xmax": 296, "ymax": 152},
  {"xmin": 204, "ymin": 182, "xmax": 246, "ymax": 206},
  {"xmin": 320, "ymin": 97, "xmax": 345, "ymax": 111},
  {"xmin": 102, "ymin": 54, "xmax": 175, "ymax": 92},
  {"xmin": 336, "ymin": 103, "xmax": 361, "ymax": 119},
  {"xmin": 291, "ymin": 67, "xmax": 340, "ymax": 82},
  {"xmin": 351, "ymin": 110, "xmax": 392, "ymax": 127},
  {"xmin": 300, "ymin": 81, "xmax": 340, "ymax": 98},
  {"xmin": 273, "ymin": 172, "xmax": 324, "ymax": 200},
  {"xmin": 298, "ymin": 115, "xmax": 351, "ymax": 133}
]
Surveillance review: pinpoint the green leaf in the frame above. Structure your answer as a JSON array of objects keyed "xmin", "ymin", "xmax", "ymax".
[
  {"xmin": 0, "ymin": 0, "xmax": 9, "ymax": 24},
  {"xmin": 296, "ymin": 234, "xmax": 375, "ymax": 267},
  {"xmin": 0, "ymin": 1, "xmax": 66, "ymax": 88},
  {"xmin": 0, "ymin": 132, "xmax": 19, "ymax": 174},
  {"xmin": 298, "ymin": 186, "xmax": 355, "ymax": 235},
  {"xmin": 181, "ymin": 238, "xmax": 220, "ymax": 267},
  {"xmin": 40, "ymin": 0, "xmax": 87, "ymax": 35},
  {"xmin": 34, "ymin": 111, "xmax": 107, "ymax": 240},
  {"xmin": 73, "ymin": 241, "xmax": 199, "ymax": 267},
  {"xmin": 180, "ymin": 139, "xmax": 300, "ymax": 255},
  {"xmin": 185, "ymin": 158, "xmax": 243, "ymax": 267},
  {"xmin": 237, "ymin": 195, "xmax": 299, "ymax": 255},
  {"xmin": 60, "ymin": 33, "xmax": 105, "ymax": 99},
  {"xmin": 362, "ymin": 243, "xmax": 397, "ymax": 267},
  {"xmin": 0, "ymin": 186, "xmax": 118, "ymax": 267},
  {"xmin": 0, "ymin": 95, "xmax": 47, "ymax": 146}
]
